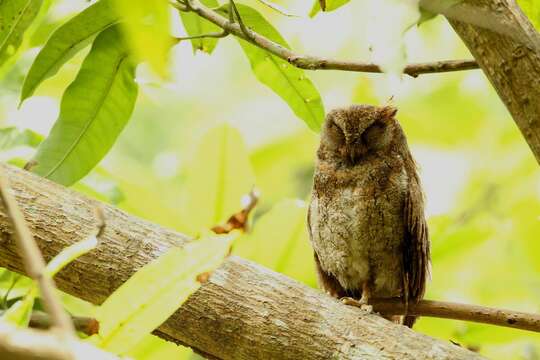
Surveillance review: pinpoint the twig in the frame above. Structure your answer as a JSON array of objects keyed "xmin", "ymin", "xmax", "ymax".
[
  {"xmin": 174, "ymin": 31, "xmax": 229, "ymax": 43},
  {"xmin": 212, "ymin": 189, "xmax": 259, "ymax": 234},
  {"xmin": 29, "ymin": 311, "xmax": 99, "ymax": 336},
  {"xmin": 0, "ymin": 168, "xmax": 75, "ymax": 336},
  {"xmin": 0, "ymin": 321, "xmax": 119, "ymax": 360},
  {"xmin": 177, "ymin": 0, "xmax": 479, "ymax": 77},
  {"xmin": 346, "ymin": 298, "xmax": 540, "ymax": 333}
]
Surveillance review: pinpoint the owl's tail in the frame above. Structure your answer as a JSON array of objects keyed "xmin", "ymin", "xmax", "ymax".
[{"xmin": 403, "ymin": 315, "xmax": 418, "ymax": 328}]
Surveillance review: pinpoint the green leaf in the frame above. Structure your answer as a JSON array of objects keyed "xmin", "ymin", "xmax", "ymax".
[
  {"xmin": 2, "ymin": 286, "xmax": 37, "ymax": 327},
  {"xmin": 518, "ymin": 0, "xmax": 540, "ymax": 30},
  {"xmin": 218, "ymin": 4, "xmax": 324, "ymax": 132},
  {"xmin": 0, "ymin": 127, "xmax": 43, "ymax": 165},
  {"xmin": 113, "ymin": 0, "xmax": 172, "ymax": 77},
  {"xmin": 0, "ymin": 0, "xmax": 43, "ymax": 68},
  {"xmin": 126, "ymin": 334, "xmax": 192, "ymax": 359},
  {"xmin": 234, "ymin": 199, "xmax": 315, "ymax": 285},
  {"xmin": 178, "ymin": 0, "xmax": 220, "ymax": 54},
  {"xmin": 179, "ymin": 124, "xmax": 255, "ymax": 236},
  {"xmin": 309, "ymin": 0, "xmax": 350, "ymax": 17},
  {"xmin": 0, "ymin": 127, "xmax": 43, "ymax": 150},
  {"xmin": 20, "ymin": 0, "xmax": 119, "ymax": 104},
  {"xmin": 31, "ymin": 26, "xmax": 138, "ymax": 186},
  {"xmin": 97, "ymin": 234, "xmax": 234, "ymax": 355}
]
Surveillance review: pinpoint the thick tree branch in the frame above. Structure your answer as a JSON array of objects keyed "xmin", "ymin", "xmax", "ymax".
[
  {"xmin": 174, "ymin": 0, "xmax": 479, "ymax": 77},
  {"xmin": 0, "ymin": 164, "xmax": 482, "ymax": 360},
  {"xmin": 446, "ymin": 0, "xmax": 540, "ymax": 164}
]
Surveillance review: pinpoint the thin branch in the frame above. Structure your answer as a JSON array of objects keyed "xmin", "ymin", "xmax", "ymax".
[
  {"xmin": 28, "ymin": 311, "xmax": 99, "ymax": 336},
  {"xmin": 176, "ymin": 0, "xmax": 479, "ymax": 77},
  {"xmin": 0, "ymin": 321, "xmax": 119, "ymax": 360},
  {"xmin": 0, "ymin": 168, "xmax": 75, "ymax": 336},
  {"xmin": 174, "ymin": 30, "xmax": 229, "ymax": 43},
  {"xmin": 345, "ymin": 298, "xmax": 540, "ymax": 333}
]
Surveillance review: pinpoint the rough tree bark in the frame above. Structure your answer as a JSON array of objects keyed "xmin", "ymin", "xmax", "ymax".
[
  {"xmin": 0, "ymin": 164, "xmax": 482, "ymax": 360},
  {"xmin": 447, "ymin": 0, "xmax": 540, "ymax": 164}
]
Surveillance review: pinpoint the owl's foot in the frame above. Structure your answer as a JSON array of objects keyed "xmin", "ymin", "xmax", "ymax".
[{"xmin": 340, "ymin": 297, "xmax": 373, "ymax": 313}]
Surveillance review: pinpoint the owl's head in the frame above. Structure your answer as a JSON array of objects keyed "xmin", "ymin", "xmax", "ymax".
[{"xmin": 320, "ymin": 104, "xmax": 399, "ymax": 163}]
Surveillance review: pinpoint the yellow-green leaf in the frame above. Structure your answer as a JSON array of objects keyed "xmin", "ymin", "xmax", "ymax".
[
  {"xmin": 20, "ymin": 0, "xmax": 119, "ymax": 103},
  {"xmin": 217, "ymin": 4, "xmax": 325, "ymax": 132},
  {"xmin": 309, "ymin": 0, "xmax": 351, "ymax": 17},
  {"xmin": 178, "ymin": 0, "xmax": 220, "ymax": 54},
  {"xmin": 31, "ymin": 26, "xmax": 138, "ymax": 186},
  {"xmin": 235, "ymin": 199, "xmax": 315, "ymax": 285},
  {"xmin": 46, "ymin": 235, "xmax": 99, "ymax": 278},
  {"xmin": 113, "ymin": 0, "xmax": 172, "ymax": 77},
  {"xmin": 518, "ymin": 0, "xmax": 540, "ymax": 30},
  {"xmin": 2, "ymin": 286, "xmax": 37, "ymax": 327},
  {"xmin": 0, "ymin": 0, "xmax": 43, "ymax": 68},
  {"xmin": 97, "ymin": 234, "xmax": 234, "ymax": 354},
  {"xmin": 179, "ymin": 124, "xmax": 255, "ymax": 236},
  {"xmin": 126, "ymin": 334, "xmax": 192, "ymax": 359}
]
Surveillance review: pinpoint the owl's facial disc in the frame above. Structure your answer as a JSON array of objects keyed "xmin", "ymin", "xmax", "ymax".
[{"xmin": 321, "ymin": 105, "xmax": 398, "ymax": 163}]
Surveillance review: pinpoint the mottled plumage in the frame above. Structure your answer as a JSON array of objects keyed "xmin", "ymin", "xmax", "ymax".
[{"xmin": 308, "ymin": 104, "xmax": 430, "ymax": 327}]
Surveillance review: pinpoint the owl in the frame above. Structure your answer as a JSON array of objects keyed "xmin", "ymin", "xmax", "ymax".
[{"xmin": 308, "ymin": 104, "xmax": 430, "ymax": 327}]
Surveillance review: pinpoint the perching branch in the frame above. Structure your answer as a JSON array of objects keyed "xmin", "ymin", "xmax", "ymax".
[
  {"xmin": 345, "ymin": 298, "xmax": 540, "ymax": 333},
  {"xmin": 175, "ymin": 0, "xmax": 479, "ymax": 77},
  {"xmin": 0, "ymin": 168, "xmax": 75, "ymax": 336},
  {"xmin": 0, "ymin": 164, "xmax": 482, "ymax": 360}
]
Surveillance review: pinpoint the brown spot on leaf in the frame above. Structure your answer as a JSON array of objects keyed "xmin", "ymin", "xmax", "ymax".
[{"xmin": 211, "ymin": 189, "xmax": 258, "ymax": 234}]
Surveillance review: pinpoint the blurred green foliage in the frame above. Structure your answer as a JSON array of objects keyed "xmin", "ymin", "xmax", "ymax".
[{"xmin": 0, "ymin": 0, "xmax": 539, "ymax": 359}]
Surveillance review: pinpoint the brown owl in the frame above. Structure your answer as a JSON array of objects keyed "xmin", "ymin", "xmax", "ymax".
[{"xmin": 308, "ymin": 104, "xmax": 430, "ymax": 327}]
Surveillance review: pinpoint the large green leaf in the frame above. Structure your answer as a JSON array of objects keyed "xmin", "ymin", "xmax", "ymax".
[
  {"xmin": 218, "ymin": 4, "xmax": 324, "ymax": 132},
  {"xmin": 309, "ymin": 0, "xmax": 351, "ymax": 17},
  {"xmin": 31, "ymin": 26, "xmax": 138, "ymax": 186},
  {"xmin": 20, "ymin": 0, "xmax": 119, "ymax": 103},
  {"xmin": 0, "ymin": 0, "xmax": 43, "ymax": 68},
  {"xmin": 97, "ymin": 234, "xmax": 234, "ymax": 355},
  {"xmin": 178, "ymin": 0, "xmax": 220, "ymax": 54},
  {"xmin": 179, "ymin": 124, "xmax": 255, "ymax": 236},
  {"xmin": 113, "ymin": 0, "xmax": 172, "ymax": 77}
]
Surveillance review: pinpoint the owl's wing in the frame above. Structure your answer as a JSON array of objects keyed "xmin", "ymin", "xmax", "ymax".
[{"xmin": 403, "ymin": 177, "xmax": 431, "ymax": 303}]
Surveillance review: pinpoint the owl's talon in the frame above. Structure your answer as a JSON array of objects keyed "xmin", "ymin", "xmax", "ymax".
[{"xmin": 340, "ymin": 297, "xmax": 358, "ymax": 306}]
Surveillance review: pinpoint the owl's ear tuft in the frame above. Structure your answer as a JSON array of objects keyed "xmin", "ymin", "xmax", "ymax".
[{"xmin": 380, "ymin": 106, "xmax": 398, "ymax": 119}]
